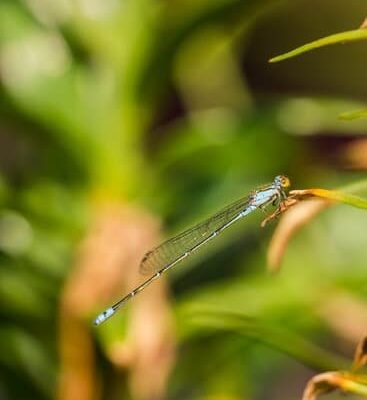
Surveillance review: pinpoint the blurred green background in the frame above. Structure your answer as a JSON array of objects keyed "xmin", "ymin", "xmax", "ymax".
[{"xmin": 1, "ymin": 0, "xmax": 367, "ymax": 399}]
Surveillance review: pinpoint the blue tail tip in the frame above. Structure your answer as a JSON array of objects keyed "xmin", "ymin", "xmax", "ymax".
[{"xmin": 94, "ymin": 307, "xmax": 114, "ymax": 326}]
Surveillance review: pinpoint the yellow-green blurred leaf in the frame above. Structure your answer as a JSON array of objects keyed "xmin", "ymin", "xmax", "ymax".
[
  {"xmin": 290, "ymin": 188, "xmax": 367, "ymax": 211},
  {"xmin": 339, "ymin": 108, "xmax": 367, "ymax": 120},
  {"xmin": 269, "ymin": 28, "xmax": 367, "ymax": 63}
]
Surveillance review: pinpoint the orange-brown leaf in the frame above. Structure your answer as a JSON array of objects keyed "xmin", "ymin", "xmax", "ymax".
[{"xmin": 302, "ymin": 372, "xmax": 367, "ymax": 400}]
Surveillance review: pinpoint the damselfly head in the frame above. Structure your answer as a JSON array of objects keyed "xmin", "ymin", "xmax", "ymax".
[{"xmin": 275, "ymin": 175, "xmax": 290, "ymax": 189}]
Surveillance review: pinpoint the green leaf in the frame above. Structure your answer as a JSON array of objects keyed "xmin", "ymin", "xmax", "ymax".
[
  {"xmin": 339, "ymin": 108, "xmax": 367, "ymax": 120},
  {"xmin": 290, "ymin": 188, "xmax": 367, "ymax": 210},
  {"xmin": 187, "ymin": 308, "xmax": 349, "ymax": 371},
  {"xmin": 269, "ymin": 28, "xmax": 367, "ymax": 63}
]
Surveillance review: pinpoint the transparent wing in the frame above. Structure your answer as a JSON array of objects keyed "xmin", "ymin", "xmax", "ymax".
[{"xmin": 140, "ymin": 194, "xmax": 253, "ymax": 275}]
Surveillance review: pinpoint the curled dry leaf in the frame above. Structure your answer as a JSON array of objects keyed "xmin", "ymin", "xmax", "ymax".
[
  {"xmin": 302, "ymin": 372, "xmax": 341, "ymax": 400},
  {"xmin": 303, "ymin": 372, "xmax": 355, "ymax": 400},
  {"xmin": 302, "ymin": 371, "xmax": 367, "ymax": 400},
  {"xmin": 302, "ymin": 336, "xmax": 367, "ymax": 400},
  {"xmin": 267, "ymin": 198, "xmax": 330, "ymax": 272}
]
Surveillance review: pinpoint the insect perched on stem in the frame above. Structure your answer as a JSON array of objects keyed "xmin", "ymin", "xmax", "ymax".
[{"xmin": 94, "ymin": 175, "xmax": 291, "ymax": 326}]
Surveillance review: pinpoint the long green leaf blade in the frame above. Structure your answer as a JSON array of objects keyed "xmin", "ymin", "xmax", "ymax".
[{"xmin": 269, "ymin": 28, "xmax": 367, "ymax": 63}]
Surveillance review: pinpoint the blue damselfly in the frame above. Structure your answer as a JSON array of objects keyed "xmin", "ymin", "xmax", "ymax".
[{"xmin": 94, "ymin": 175, "xmax": 290, "ymax": 326}]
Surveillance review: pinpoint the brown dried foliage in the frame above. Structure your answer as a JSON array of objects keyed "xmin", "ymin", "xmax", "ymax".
[
  {"xmin": 58, "ymin": 202, "xmax": 175, "ymax": 400},
  {"xmin": 302, "ymin": 336, "xmax": 367, "ymax": 400},
  {"xmin": 302, "ymin": 371, "xmax": 362, "ymax": 400}
]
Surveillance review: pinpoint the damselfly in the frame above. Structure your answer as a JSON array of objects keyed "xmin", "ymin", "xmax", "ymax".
[{"xmin": 94, "ymin": 175, "xmax": 290, "ymax": 326}]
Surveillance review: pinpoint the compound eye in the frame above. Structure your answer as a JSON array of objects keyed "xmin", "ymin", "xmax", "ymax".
[{"xmin": 281, "ymin": 176, "xmax": 290, "ymax": 188}]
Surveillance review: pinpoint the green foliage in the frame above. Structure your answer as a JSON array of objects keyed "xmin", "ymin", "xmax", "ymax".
[
  {"xmin": 269, "ymin": 24, "xmax": 367, "ymax": 123},
  {"xmin": 269, "ymin": 28, "xmax": 367, "ymax": 63}
]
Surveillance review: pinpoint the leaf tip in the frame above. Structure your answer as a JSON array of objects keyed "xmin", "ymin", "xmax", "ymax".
[{"xmin": 268, "ymin": 55, "xmax": 284, "ymax": 63}]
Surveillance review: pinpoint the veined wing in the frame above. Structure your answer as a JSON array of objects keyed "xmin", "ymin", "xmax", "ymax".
[{"xmin": 140, "ymin": 193, "xmax": 255, "ymax": 275}]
